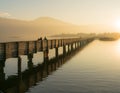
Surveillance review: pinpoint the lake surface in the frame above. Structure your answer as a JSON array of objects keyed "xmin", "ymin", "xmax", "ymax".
[{"xmin": 1, "ymin": 39, "xmax": 120, "ymax": 93}]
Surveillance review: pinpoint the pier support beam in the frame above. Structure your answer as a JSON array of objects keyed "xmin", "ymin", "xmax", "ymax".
[
  {"xmin": 18, "ymin": 56, "xmax": 22, "ymax": 79},
  {"xmin": 71, "ymin": 43, "xmax": 73, "ymax": 51},
  {"xmin": 80, "ymin": 41, "xmax": 83, "ymax": 47},
  {"xmin": 37, "ymin": 37, "xmax": 43, "ymax": 51},
  {"xmin": 14, "ymin": 42, "xmax": 19, "ymax": 57},
  {"xmin": 26, "ymin": 42, "xmax": 29, "ymax": 55},
  {"xmin": 55, "ymin": 47, "xmax": 58, "ymax": 58},
  {"xmin": 27, "ymin": 53, "xmax": 33, "ymax": 69},
  {"xmin": 75, "ymin": 42, "xmax": 77, "ymax": 49},
  {"xmin": 43, "ymin": 37, "xmax": 49, "ymax": 60},
  {"xmin": 63, "ymin": 45, "xmax": 66, "ymax": 56},
  {"xmin": 43, "ymin": 52, "xmax": 49, "ymax": 76},
  {"xmin": 44, "ymin": 49, "xmax": 49, "ymax": 61},
  {"xmin": 68, "ymin": 44, "xmax": 70, "ymax": 53},
  {"xmin": 78, "ymin": 42, "xmax": 80, "ymax": 48},
  {"xmin": 76, "ymin": 42, "xmax": 78, "ymax": 48},
  {"xmin": 79, "ymin": 41, "xmax": 81, "ymax": 48},
  {"xmin": 0, "ymin": 43, "xmax": 6, "ymax": 60},
  {"xmin": 0, "ymin": 60, "xmax": 5, "ymax": 83},
  {"xmin": 40, "ymin": 39, "xmax": 43, "ymax": 51},
  {"xmin": 34, "ymin": 41, "xmax": 37, "ymax": 53}
]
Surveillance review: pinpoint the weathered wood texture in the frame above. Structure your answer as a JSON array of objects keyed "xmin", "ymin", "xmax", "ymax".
[{"xmin": 0, "ymin": 38, "xmax": 94, "ymax": 60}]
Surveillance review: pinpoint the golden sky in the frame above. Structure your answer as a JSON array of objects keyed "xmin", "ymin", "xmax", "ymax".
[{"xmin": 0, "ymin": 0, "xmax": 120, "ymax": 25}]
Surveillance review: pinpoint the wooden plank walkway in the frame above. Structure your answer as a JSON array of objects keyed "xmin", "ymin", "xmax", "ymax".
[{"xmin": 0, "ymin": 37, "xmax": 94, "ymax": 60}]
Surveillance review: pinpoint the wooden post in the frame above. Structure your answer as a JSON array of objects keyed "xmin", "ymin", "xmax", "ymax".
[
  {"xmin": 27, "ymin": 53, "xmax": 33, "ymax": 69},
  {"xmin": 79, "ymin": 41, "xmax": 81, "ymax": 47},
  {"xmin": 54, "ymin": 40, "xmax": 56, "ymax": 48},
  {"xmin": 71, "ymin": 43, "xmax": 73, "ymax": 51},
  {"xmin": 25, "ymin": 41, "xmax": 29, "ymax": 55},
  {"xmin": 0, "ymin": 43, "xmax": 6, "ymax": 60},
  {"xmin": 76, "ymin": 42, "xmax": 78, "ymax": 48},
  {"xmin": 68, "ymin": 44, "xmax": 70, "ymax": 53},
  {"xmin": 61, "ymin": 39, "xmax": 63, "ymax": 46},
  {"xmin": 37, "ymin": 38, "xmax": 43, "ymax": 51},
  {"xmin": 75, "ymin": 41, "xmax": 77, "ymax": 49},
  {"xmin": 56, "ymin": 40, "xmax": 59, "ymax": 48},
  {"xmin": 44, "ymin": 50, "xmax": 49, "ymax": 61},
  {"xmin": 0, "ymin": 60, "xmax": 5, "ymax": 83},
  {"xmin": 78, "ymin": 42, "xmax": 80, "ymax": 47},
  {"xmin": 43, "ymin": 37, "xmax": 49, "ymax": 60},
  {"xmin": 80, "ymin": 41, "xmax": 82, "ymax": 47},
  {"xmin": 63, "ymin": 45, "xmax": 66, "ymax": 56},
  {"xmin": 34, "ymin": 41, "xmax": 37, "ymax": 53},
  {"xmin": 18, "ymin": 56, "xmax": 22, "ymax": 79},
  {"xmin": 55, "ymin": 47, "xmax": 58, "ymax": 58}
]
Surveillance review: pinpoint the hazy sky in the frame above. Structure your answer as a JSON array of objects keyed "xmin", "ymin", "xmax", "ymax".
[{"xmin": 0, "ymin": 0, "xmax": 120, "ymax": 25}]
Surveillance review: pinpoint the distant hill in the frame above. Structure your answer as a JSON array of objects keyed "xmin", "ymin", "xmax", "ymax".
[{"xmin": 0, "ymin": 17, "xmax": 117, "ymax": 42}]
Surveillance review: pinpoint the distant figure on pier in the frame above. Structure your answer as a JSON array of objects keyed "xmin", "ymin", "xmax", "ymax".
[
  {"xmin": 44, "ymin": 37, "xmax": 47, "ymax": 40},
  {"xmin": 37, "ymin": 37, "xmax": 42, "ymax": 41}
]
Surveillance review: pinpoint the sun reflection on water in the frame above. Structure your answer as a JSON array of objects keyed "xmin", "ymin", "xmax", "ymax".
[{"xmin": 115, "ymin": 39, "xmax": 120, "ymax": 52}]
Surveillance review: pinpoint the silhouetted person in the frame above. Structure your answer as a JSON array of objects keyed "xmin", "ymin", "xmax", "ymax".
[
  {"xmin": 38, "ymin": 37, "xmax": 42, "ymax": 41},
  {"xmin": 44, "ymin": 37, "xmax": 47, "ymax": 40}
]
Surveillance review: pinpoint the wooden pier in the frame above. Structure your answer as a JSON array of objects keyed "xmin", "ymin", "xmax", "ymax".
[
  {"xmin": 0, "ymin": 38, "xmax": 93, "ymax": 60},
  {"xmin": 0, "ymin": 37, "xmax": 94, "ymax": 61},
  {"xmin": 0, "ymin": 37, "xmax": 94, "ymax": 93}
]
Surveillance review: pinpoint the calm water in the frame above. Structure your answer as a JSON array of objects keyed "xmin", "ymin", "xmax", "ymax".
[
  {"xmin": 26, "ymin": 39, "xmax": 120, "ymax": 93},
  {"xmin": 1, "ymin": 39, "xmax": 120, "ymax": 93}
]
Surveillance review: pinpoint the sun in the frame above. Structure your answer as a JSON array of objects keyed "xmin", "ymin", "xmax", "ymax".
[{"xmin": 114, "ymin": 20, "xmax": 120, "ymax": 29}]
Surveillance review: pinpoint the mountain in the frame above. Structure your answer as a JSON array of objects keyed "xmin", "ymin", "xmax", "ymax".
[
  {"xmin": 0, "ymin": 17, "xmax": 117, "ymax": 42},
  {"xmin": 0, "ymin": 17, "xmax": 80, "ymax": 42}
]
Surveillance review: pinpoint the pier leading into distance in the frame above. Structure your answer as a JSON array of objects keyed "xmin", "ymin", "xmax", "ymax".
[
  {"xmin": 0, "ymin": 37, "xmax": 94, "ymax": 93},
  {"xmin": 0, "ymin": 37, "xmax": 94, "ymax": 61}
]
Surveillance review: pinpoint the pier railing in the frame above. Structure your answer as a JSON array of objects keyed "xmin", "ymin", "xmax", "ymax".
[{"xmin": 0, "ymin": 37, "xmax": 94, "ymax": 60}]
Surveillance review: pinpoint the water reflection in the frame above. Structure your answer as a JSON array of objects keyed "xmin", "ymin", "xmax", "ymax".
[
  {"xmin": 25, "ymin": 40, "xmax": 120, "ymax": 93},
  {"xmin": 115, "ymin": 39, "xmax": 120, "ymax": 53},
  {"xmin": 0, "ymin": 46, "xmax": 82, "ymax": 93},
  {"xmin": 4, "ymin": 58, "xmax": 18, "ymax": 78}
]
